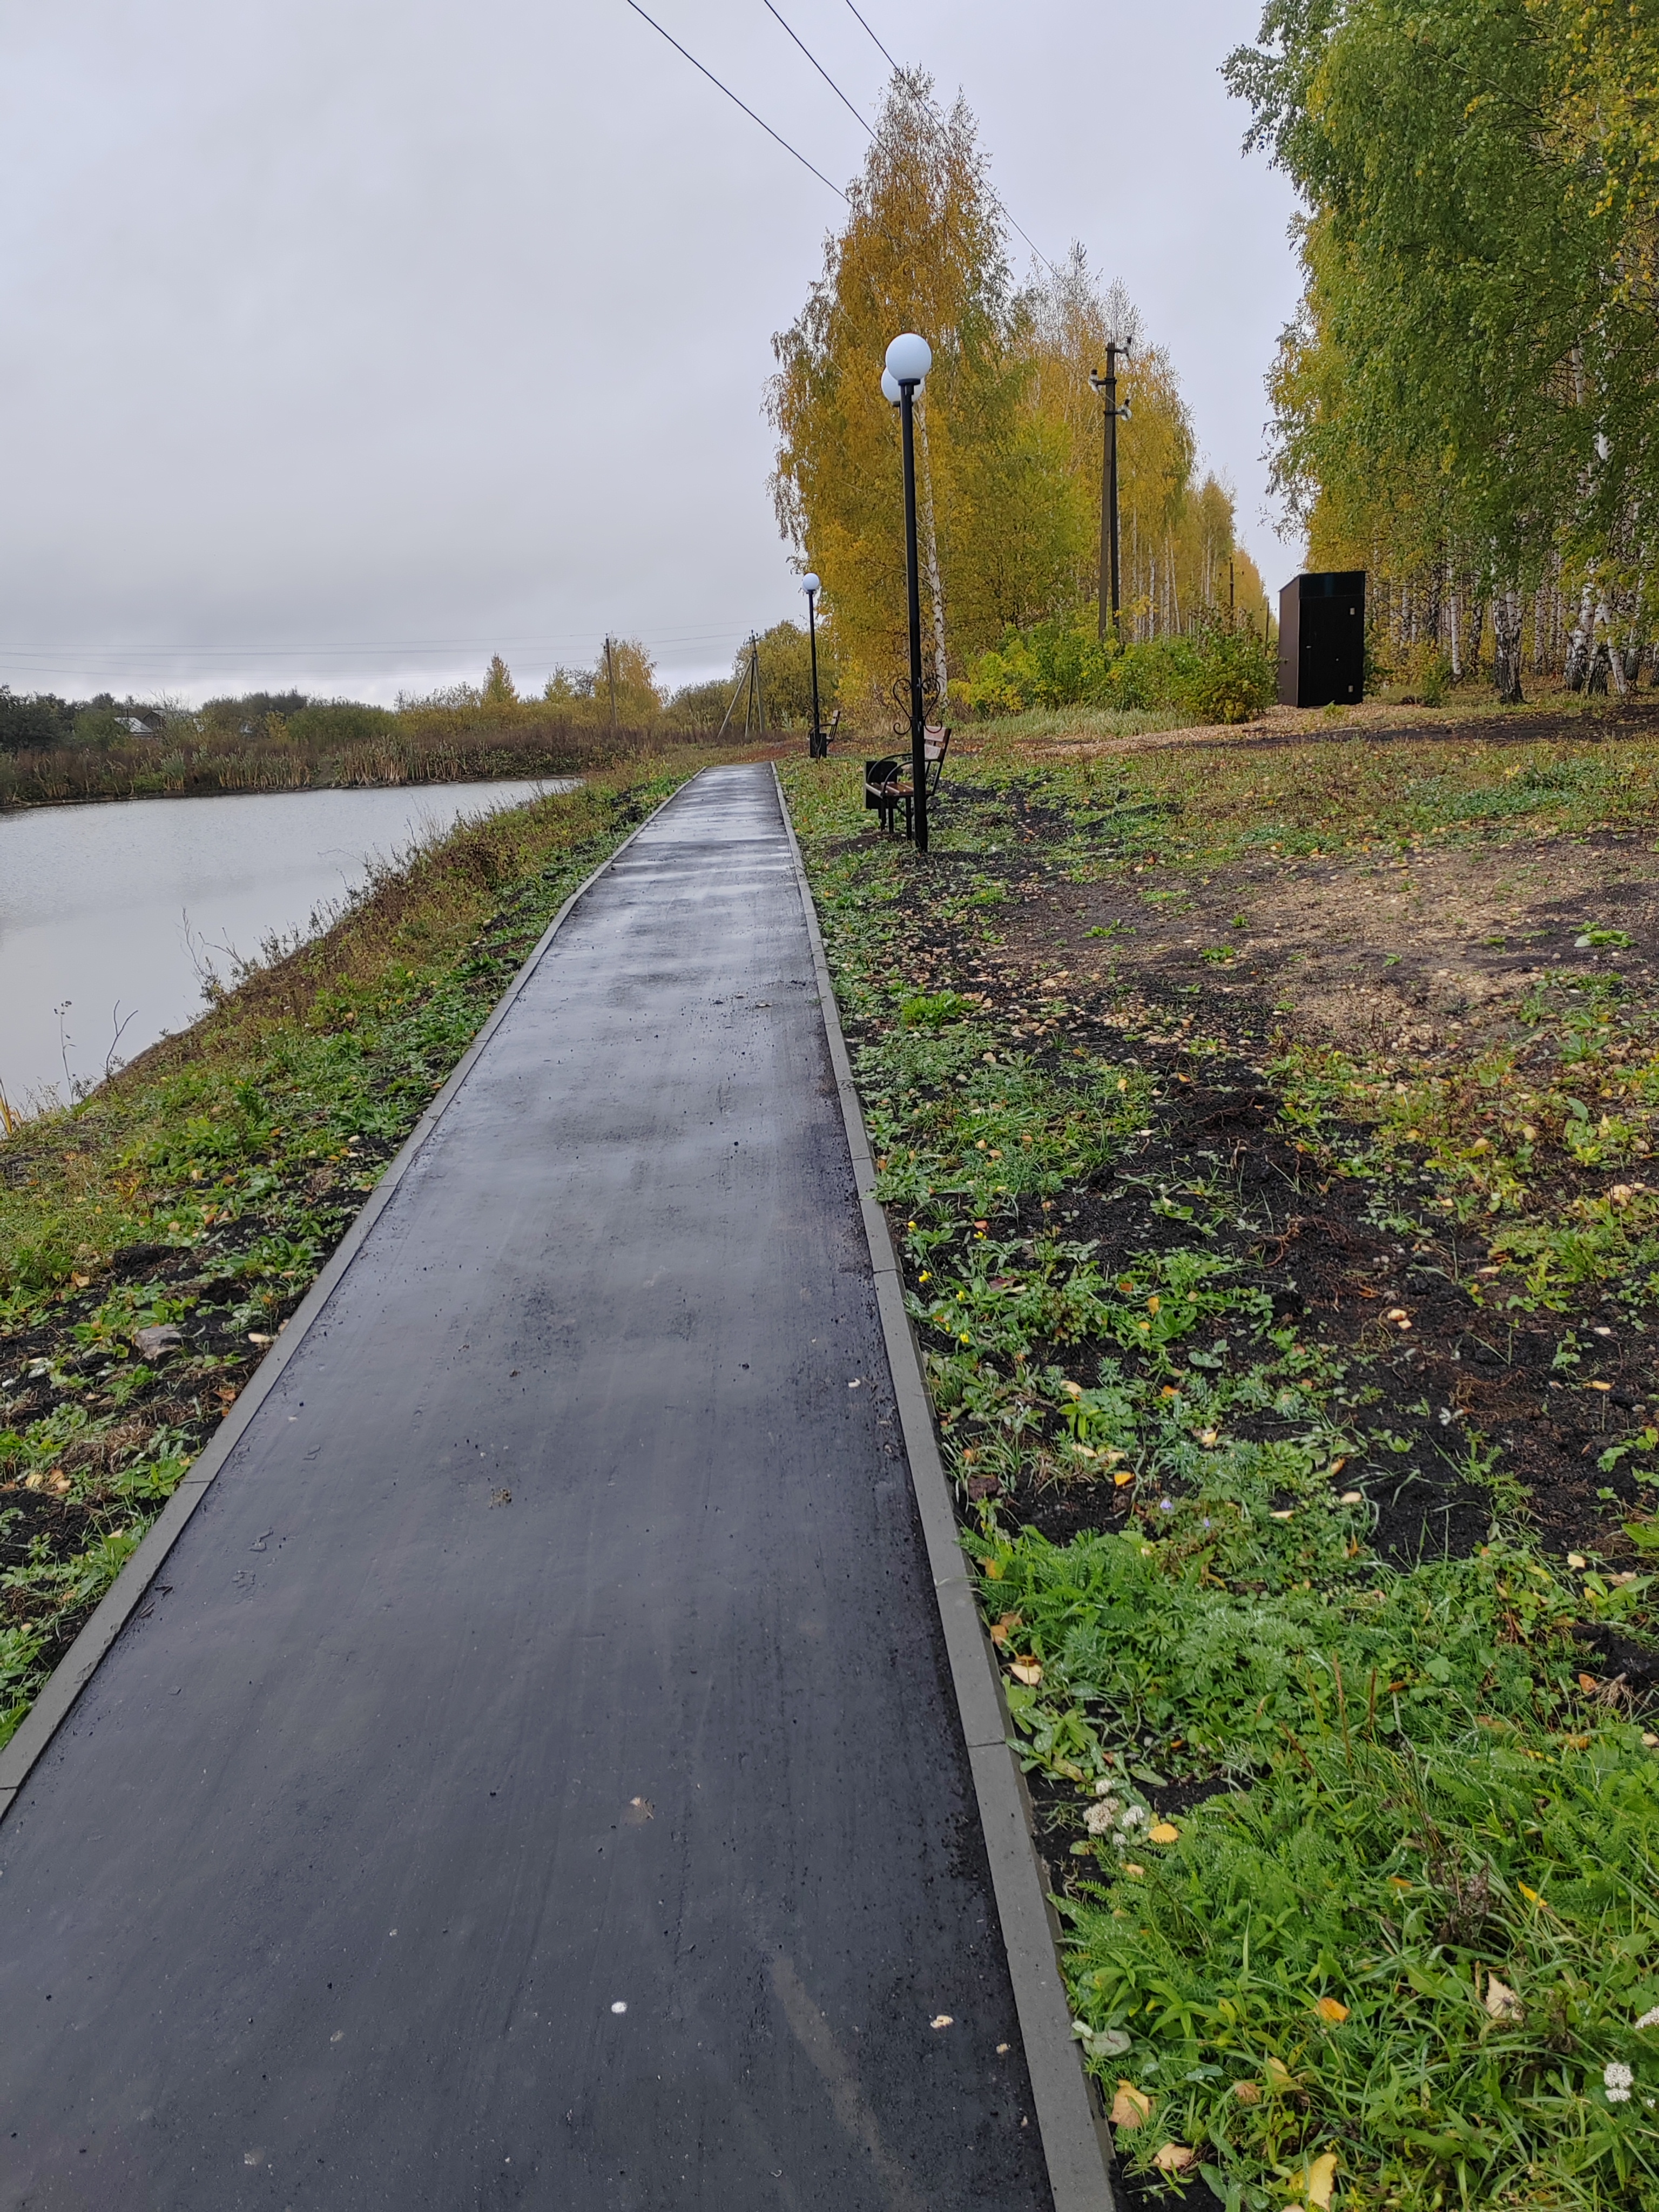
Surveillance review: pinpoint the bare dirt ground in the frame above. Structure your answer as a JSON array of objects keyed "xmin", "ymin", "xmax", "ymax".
[{"xmin": 1008, "ymin": 831, "xmax": 1658, "ymax": 1062}]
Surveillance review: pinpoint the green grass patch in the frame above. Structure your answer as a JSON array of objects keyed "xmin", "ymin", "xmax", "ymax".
[{"xmin": 783, "ymin": 745, "xmax": 1659, "ymax": 2210}]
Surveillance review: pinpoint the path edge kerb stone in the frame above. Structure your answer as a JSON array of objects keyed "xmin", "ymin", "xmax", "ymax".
[
  {"xmin": 0, "ymin": 774, "xmax": 692, "ymax": 1824},
  {"xmin": 771, "ymin": 767, "xmax": 1120, "ymax": 2212}
]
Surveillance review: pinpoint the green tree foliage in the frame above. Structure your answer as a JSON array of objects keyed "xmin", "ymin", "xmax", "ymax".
[
  {"xmin": 769, "ymin": 70, "xmax": 1078, "ymax": 711},
  {"xmin": 541, "ymin": 640, "xmax": 665, "ymax": 726},
  {"xmin": 770, "ymin": 75, "xmax": 1266, "ymax": 720},
  {"xmin": 1228, "ymin": 0, "xmax": 1659, "ymax": 699},
  {"xmin": 482, "ymin": 653, "xmax": 518, "ymax": 708},
  {"xmin": 745, "ymin": 618, "xmax": 841, "ymax": 730}
]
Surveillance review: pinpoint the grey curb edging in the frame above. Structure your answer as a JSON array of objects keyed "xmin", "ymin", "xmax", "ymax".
[
  {"xmin": 772, "ymin": 767, "xmax": 1120, "ymax": 2212},
  {"xmin": 0, "ymin": 774, "xmax": 693, "ymax": 1824}
]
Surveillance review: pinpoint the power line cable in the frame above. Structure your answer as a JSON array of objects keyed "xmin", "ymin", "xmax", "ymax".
[
  {"xmin": 0, "ymin": 626, "xmax": 755, "ymax": 660},
  {"xmin": 836, "ymin": 0, "xmax": 1059, "ymax": 278},
  {"xmin": 763, "ymin": 2, "xmax": 872, "ymax": 134},
  {"xmin": 622, "ymin": 0, "xmax": 846, "ymax": 199},
  {"xmin": 841, "ymin": 0, "xmax": 897, "ymax": 72}
]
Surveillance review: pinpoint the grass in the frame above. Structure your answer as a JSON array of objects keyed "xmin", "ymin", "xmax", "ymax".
[
  {"xmin": 781, "ymin": 724, "xmax": 1659, "ymax": 2211},
  {"xmin": 0, "ymin": 755, "xmax": 708, "ymax": 1744}
]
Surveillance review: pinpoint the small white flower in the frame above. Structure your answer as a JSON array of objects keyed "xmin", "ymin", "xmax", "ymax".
[
  {"xmin": 1636, "ymin": 2007, "xmax": 1659, "ymax": 2033},
  {"xmin": 1084, "ymin": 1801, "xmax": 1116, "ymax": 1836},
  {"xmin": 1094, "ymin": 1778, "xmax": 1114, "ymax": 1797},
  {"xmin": 1604, "ymin": 2060, "xmax": 1634, "ymax": 2103}
]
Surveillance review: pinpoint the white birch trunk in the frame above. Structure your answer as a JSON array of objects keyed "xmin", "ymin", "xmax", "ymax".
[
  {"xmin": 915, "ymin": 401, "xmax": 948, "ymax": 707},
  {"xmin": 1448, "ymin": 565, "xmax": 1461, "ymax": 679},
  {"xmin": 1594, "ymin": 599, "xmax": 1629, "ymax": 696},
  {"xmin": 1565, "ymin": 579, "xmax": 1596, "ymax": 690},
  {"xmin": 1493, "ymin": 588, "xmax": 1525, "ymax": 703}
]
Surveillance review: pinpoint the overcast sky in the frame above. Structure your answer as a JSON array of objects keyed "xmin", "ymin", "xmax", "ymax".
[{"xmin": 0, "ymin": 0, "xmax": 1303, "ymax": 706}]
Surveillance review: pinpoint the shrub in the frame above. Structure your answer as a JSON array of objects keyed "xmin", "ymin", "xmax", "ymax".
[
  {"xmin": 1177, "ymin": 624, "xmax": 1276, "ymax": 723},
  {"xmin": 281, "ymin": 701, "xmax": 398, "ymax": 746},
  {"xmin": 965, "ymin": 615, "xmax": 1273, "ymax": 724}
]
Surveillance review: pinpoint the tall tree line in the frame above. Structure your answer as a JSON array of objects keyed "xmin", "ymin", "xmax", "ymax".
[
  {"xmin": 767, "ymin": 71, "xmax": 1267, "ymax": 714},
  {"xmin": 1228, "ymin": 0, "xmax": 1659, "ymax": 699}
]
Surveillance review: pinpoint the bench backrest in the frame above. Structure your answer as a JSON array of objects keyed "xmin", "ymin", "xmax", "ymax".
[{"xmin": 864, "ymin": 757, "xmax": 902, "ymax": 808}]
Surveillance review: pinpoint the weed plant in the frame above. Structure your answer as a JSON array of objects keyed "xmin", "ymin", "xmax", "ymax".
[{"xmin": 783, "ymin": 739, "xmax": 1659, "ymax": 2210}]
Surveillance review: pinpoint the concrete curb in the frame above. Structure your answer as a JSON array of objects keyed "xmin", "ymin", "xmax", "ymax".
[
  {"xmin": 0, "ymin": 776, "xmax": 690, "ymax": 1823},
  {"xmin": 772, "ymin": 766, "xmax": 1119, "ymax": 2212}
]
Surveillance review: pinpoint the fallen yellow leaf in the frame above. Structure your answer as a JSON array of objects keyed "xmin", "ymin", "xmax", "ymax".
[
  {"xmin": 1483, "ymin": 1975, "xmax": 1522, "ymax": 2021},
  {"xmin": 1314, "ymin": 1995, "xmax": 1349, "ymax": 2023},
  {"xmin": 1269, "ymin": 1508, "xmax": 1294, "ymax": 1521},
  {"xmin": 1149, "ymin": 1823, "xmax": 1181, "ymax": 1845},
  {"xmin": 929, "ymin": 2014, "xmax": 953, "ymax": 2029},
  {"xmin": 1517, "ymin": 1881, "xmax": 1541, "ymax": 1903},
  {"xmin": 1154, "ymin": 2144, "xmax": 1195, "ymax": 2174},
  {"xmin": 1009, "ymin": 1657, "xmax": 1043, "ymax": 1686},
  {"xmin": 1122, "ymin": 1861, "xmax": 1145, "ymax": 1877},
  {"xmin": 1114, "ymin": 1467, "xmax": 1136, "ymax": 1487},
  {"xmin": 1289, "ymin": 2151, "xmax": 1338, "ymax": 2209},
  {"xmin": 1387, "ymin": 1876, "xmax": 1412, "ymax": 1891},
  {"xmin": 1265, "ymin": 2056, "xmax": 1299, "ymax": 2092},
  {"xmin": 1110, "ymin": 2082, "xmax": 1151, "ymax": 2129},
  {"xmin": 1567, "ymin": 1552, "xmax": 1587, "ymax": 1569},
  {"xmin": 1232, "ymin": 2080, "xmax": 1262, "ymax": 2105},
  {"xmin": 989, "ymin": 1613, "xmax": 1023, "ymax": 1647},
  {"xmin": 1578, "ymin": 1673, "xmax": 1599, "ymax": 1692}
]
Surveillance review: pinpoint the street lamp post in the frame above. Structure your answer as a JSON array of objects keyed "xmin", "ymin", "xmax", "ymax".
[
  {"xmin": 1089, "ymin": 342, "xmax": 1131, "ymax": 643},
  {"xmin": 885, "ymin": 332, "xmax": 933, "ymax": 853},
  {"xmin": 801, "ymin": 573, "xmax": 825, "ymax": 757}
]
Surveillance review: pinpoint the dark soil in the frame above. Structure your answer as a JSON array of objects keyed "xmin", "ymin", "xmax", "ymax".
[{"xmin": 868, "ymin": 788, "xmax": 1659, "ymax": 1573}]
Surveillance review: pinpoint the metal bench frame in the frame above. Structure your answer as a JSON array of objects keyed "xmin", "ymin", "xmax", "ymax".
[{"xmin": 864, "ymin": 727, "xmax": 950, "ymax": 839}]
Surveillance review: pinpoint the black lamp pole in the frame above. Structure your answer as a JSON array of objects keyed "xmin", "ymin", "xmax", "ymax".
[
  {"xmin": 805, "ymin": 582, "xmax": 825, "ymax": 758},
  {"xmin": 898, "ymin": 378, "xmax": 927, "ymax": 853}
]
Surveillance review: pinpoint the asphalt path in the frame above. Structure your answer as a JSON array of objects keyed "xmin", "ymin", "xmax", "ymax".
[{"xmin": 0, "ymin": 766, "xmax": 1054, "ymax": 2210}]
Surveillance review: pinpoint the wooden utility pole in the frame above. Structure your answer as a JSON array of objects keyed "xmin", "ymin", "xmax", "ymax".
[
  {"xmin": 1089, "ymin": 345, "xmax": 1130, "ymax": 642},
  {"xmin": 605, "ymin": 636, "xmax": 617, "ymax": 734}
]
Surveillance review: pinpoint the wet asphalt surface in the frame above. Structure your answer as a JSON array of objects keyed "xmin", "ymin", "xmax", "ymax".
[{"xmin": 0, "ymin": 767, "xmax": 1051, "ymax": 2210}]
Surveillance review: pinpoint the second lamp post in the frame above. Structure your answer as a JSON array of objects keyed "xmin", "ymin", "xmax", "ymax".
[
  {"xmin": 884, "ymin": 331, "xmax": 932, "ymax": 853},
  {"xmin": 801, "ymin": 572, "xmax": 826, "ymax": 757}
]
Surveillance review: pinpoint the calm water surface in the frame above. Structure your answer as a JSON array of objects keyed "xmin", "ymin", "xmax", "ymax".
[{"xmin": 0, "ymin": 780, "xmax": 572, "ymax": 1112}]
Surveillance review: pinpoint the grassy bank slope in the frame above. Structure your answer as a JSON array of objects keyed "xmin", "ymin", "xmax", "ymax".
[
  {"xmin": 783, "ymin": 717, "xmax": 1659, "ymax": 2211},
  {"xmin": 0, "ymin": 759, "xmax": 704, "ymax": 1746}
]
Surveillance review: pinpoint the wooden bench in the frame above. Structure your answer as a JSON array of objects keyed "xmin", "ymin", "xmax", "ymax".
[{"xmin": 864, "ymin": 727, "xmax": 950, "ymax": 838}]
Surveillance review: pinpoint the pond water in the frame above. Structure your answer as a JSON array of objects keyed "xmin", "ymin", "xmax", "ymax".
[{"xmin": 0, "ymin": 780, "xmax": 572, "ymax": 1115}]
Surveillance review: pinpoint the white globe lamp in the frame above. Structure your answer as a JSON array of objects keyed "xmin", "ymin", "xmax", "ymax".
[{"xmin": 885, "ymin": 332, "xmax": 932, "ymax": 386}]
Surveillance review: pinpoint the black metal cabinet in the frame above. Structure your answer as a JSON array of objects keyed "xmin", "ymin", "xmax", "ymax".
[{"xmin": 1278, "ymin": 570, "xmax": 1365, "ymax": 707}]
